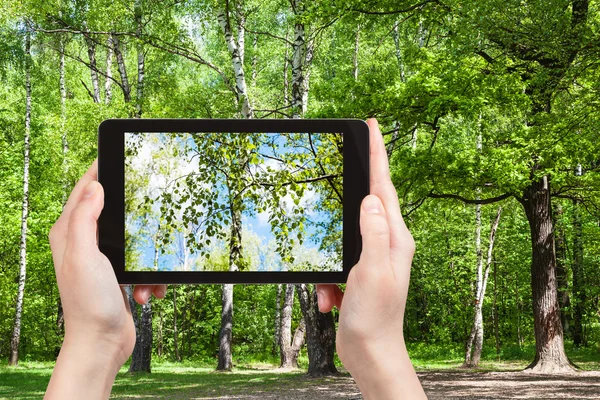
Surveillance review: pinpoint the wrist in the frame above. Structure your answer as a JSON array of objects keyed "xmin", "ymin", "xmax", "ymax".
[
  {"xmin": 344, "ymin": 339, "xmax": 426, "ymax": 400},
  {"xmin": 45, "ymin": 333, "xmax": 126, "ymax": 400}
]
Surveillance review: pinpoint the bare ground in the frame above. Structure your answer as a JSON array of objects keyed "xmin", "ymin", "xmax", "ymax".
[{"xmin": 112, "ymin": 370, "xmax": 600, "ymax": 400}]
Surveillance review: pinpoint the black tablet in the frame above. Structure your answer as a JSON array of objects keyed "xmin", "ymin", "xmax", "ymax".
[{"xmin": 98, "ymin": 119, "xmax": 369, "ymax": 284}]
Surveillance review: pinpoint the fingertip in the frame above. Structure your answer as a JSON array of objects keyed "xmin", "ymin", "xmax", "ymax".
[
  {"xmin": 367, "ymin": 118, "xmax": 379, "ymax": 131},
  {"xmin": 361, "ymin": 194, "xmax": 385, "ymax": 215},
  {"xmin": 153, "ymin": 285, "xmax": 167, "ymax": 299},
  {"xmin": 316, "ymin": 285, "xmax": 336, "ymax": 313},
  {"xmin": 133, "ymin": 285, "xmax": 151, "ymax": 305}
]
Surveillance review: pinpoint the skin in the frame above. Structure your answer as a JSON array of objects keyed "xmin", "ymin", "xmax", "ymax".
[
  {"xmin": 45, "ymin": 160, "xmax": 165, "ymax": 400},
  {"xmin": 316, "ymin": 119, "xmax": 426, "ymax": 399},
  {"xmin": 44, "ymin": 119, "xmax": 425, "ymax": 399}
]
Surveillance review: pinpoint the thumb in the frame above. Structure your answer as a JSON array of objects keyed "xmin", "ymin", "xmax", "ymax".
[
  {"xmin": 66, "ymin": 180, "xmax": 104, "ymax": 253},
  {"xmin": 357, "ymin": 194, "xmax": 390, "ymax": 270}
]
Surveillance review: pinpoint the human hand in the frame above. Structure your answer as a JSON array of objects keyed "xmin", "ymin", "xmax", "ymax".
[
  {"xmin": 45, "ymin": 160, "xmax": 165, "ymax": 399},
  {"xmin": 316, "ymin": 119, "xmax": 425, "ymax": 399}
]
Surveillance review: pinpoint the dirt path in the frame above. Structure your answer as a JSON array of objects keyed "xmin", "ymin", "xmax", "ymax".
[
  {"xmin": 111, "ymin": 370, "xmax": 600, "ymax": 400},
  {"xmin": 420, "ymin": 370, "xmax": 600, "ymax": 399}
]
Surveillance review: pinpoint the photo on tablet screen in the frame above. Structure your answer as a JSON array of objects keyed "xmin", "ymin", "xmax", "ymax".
[{"xmin": 124, "ymin": 132, "xmax": 343, "ymax": 273}]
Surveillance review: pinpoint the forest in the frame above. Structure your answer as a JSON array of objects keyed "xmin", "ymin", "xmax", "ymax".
[{"xmin": 1, "ymin": 0, "xmax": 599, "ymax": 398}]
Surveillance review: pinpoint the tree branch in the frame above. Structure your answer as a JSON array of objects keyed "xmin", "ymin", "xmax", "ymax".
[{"xmin": 428, "ymin": 192, "xmax": 512, "ymax": 205}]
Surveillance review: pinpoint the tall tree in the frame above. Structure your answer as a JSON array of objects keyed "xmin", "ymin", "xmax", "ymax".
[
  {"xmin": 9, "ymin": 27, "xmax": 32, "ymax": 367},
  {"xmin": 464, "ymin": 206, "xmax": 502, "ymax": 367}
]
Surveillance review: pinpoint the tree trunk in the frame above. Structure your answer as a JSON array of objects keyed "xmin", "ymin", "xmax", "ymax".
[
  {"xmin": 130, "ymin": 232, "xmax": 156, "ymax": 371},
  {"xmin": 134, "ymin": 0, "xmax": 144, "ymax": 118},
  {"xmin": 105, "ymin": 36, "xmax": 114, "ymax": 103},
  {"xmin": 157, "ymin": 309, "xmax": 163, "ymax": 358},
  {"xmin": 273, "ymin": 284, "xmax": 282, "ymax": 355},
  {"xmin": 572, "ymin": 164, "xmax": 585, "ymax": 346},
  {"xmin": 173, "ymin": 286, "xmax": 180, "ymax": 362},
  {"xmin": 218, "ymin": 203, "xmax": 243, "ymax": 371},
  {"xmin": 296, "ymin": 284, "xmax": 337, "ymax": 377},
  {"xmin": 521, "ymin": 176, "xmax": 575, "ymax": 373},
  {"xmin": 279, "ymin": 284, "xmax": 305, "ymax": 368},
  {"xmin": 464, "ymin": 207, "xmax": 502, "ymax": 368},
  {"xmin": 553, "ymin": 202, "xmax": 571, "ymax": 338},
  {"xmin": 353, "ymin": 24, "xmax": 360, "ymax": 81},
  {"xmin": 392, "ymin": 21, "xmax": 406, "ymax": 82},
  {"xmin": 217, "ymin": 4, "xmax": 252, "ymax": 119},
  {"xmin": 9, "ymin": 29, "xmax": 32, "ymax": 367},
  {"xmin": 85, "ymin": 36, "xmax": 101, "ymax": 103},
  {"xmin": 291, "ymin": 0, "xmax": 306, "ymax": 119},
  {"xmin": 56, "ymin": 34, "xmax": 68, "ymax": 351},
  {"xmin": 129, "ymin": 299, "xmax": 152, "ymax": 372},
  {"xmin": 112, "ymin": 35, "xmax": 131, "ymax": 103},
  {"xmin": 493, "ymin": 256, "xmax": 500, "ymax": 358}
]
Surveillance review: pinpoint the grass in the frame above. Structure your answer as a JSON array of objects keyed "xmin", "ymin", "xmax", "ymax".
[
  {"xmin": 1, "ymin": 343, "xmax": 598, "ymax": 399},
  {"xmin": 407, "ymin": 341, "xmax": 600, "ymax": 371},
  {"xmin": 0, "ymin": 360, "xmax": 323, "ymax": 399}
]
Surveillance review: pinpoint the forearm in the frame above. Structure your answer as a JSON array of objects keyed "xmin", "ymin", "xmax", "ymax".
[
  {"xmin": 45, "ymin": 335, "xmax": 123, "ymax": 400},
  {"xmin": 347, "ymin": 341, "xmax": 426, "ymax": 400}
]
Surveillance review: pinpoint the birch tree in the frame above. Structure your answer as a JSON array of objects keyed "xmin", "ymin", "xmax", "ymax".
[{"xmin": 9, "ymin": 27, "xmax": 32, "ymax": 367}]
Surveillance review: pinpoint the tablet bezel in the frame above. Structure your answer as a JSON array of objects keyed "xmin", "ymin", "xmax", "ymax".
[{"xmin": 98, "ymin": 119, "xmax": 369, "ymax": 284}]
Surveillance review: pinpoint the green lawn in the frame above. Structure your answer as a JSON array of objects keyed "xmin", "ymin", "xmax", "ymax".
[{"xmin": 1, "ymin": 344, "xmax": 599, "ymax": 399}]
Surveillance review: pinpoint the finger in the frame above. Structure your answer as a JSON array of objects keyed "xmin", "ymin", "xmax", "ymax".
[
  {"xmin": 49, "ymin": 160, "xmax": 99, "ymax": 265},
  {"xmin": 357, "ymin": 194, "xmax": 391, "ymax": 271},
  {"xmin": 152, "ymin": 285, "xmax": 167, "ymax": 299},
  {"xmin": 366, "ymin": 119, "xmax": 412, "ymax": 256},
  {"xmin": 333, "ymin": 285, "xmax": 344, "ymax": 310},
  {"xmin": 64, "ymin": 181, "xmax": 104, "ymax": 264},
  {"xmin": 133, "ymin": 285, "xmax": 153, "ymax": 305},
  {"xmin": 316, "ymin": 284, "xmax": 338, "ymax": 313}
]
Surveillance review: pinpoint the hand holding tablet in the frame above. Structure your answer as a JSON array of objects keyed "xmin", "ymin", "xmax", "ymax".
[{"xmin": 98, "ymin": 119, "xmax": 369, "ymax": 284}]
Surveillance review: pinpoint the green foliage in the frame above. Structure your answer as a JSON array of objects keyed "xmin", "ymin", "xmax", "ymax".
[{"xmin": 1, "ymin": 0, "xmax": 599, "ymax": 369}]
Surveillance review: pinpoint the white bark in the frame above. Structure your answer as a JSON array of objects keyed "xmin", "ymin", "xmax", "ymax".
[
  {"xmin": 465, "ymin": 207, "xmax": 502, "ymax": 367},
  {"xmin": 113, "ymin": 35, "xmax": 131, "ymax": 103},
  {"xmin": 291, "ymin": 5, "xmax": 306, "ymax": 119},
  {"xmin": 85, "ymin": 36, "xmax": 101, "ymax": 103},
  {"xmin": 10, "ymin": 30, "xmax": 32, "ymax": 366},
  {"xmin": 393, "ymin": 22, "xmax": 405, "ymax": 82},
  {"xmin": 217, "ymin": 6, "xmax": 252, "ymax": 119},
  {"xmin": 105, "ymin": 36, "xmax": 114, "ymax": 103},
  {"xmin": 59, "ymin": 37, "xmax": 68, "ymax": 205},
  {"xmin": 353, "ymin": 24, "xmax": 360, "ymax": 81},
  {"xmin": 273, "ymin": 284, "xmax": 282, "ymax": 354},
  {"xmin": 135, "ymin": 0, "xmax": 144, "ymax": 118}
]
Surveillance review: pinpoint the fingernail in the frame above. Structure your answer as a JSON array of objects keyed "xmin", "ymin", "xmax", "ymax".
[
  {"xmin": 316, "ymin": 290, "xmax": 324, "ymax": 311},
  {"xmin": 362, "ymin": 195, "xmax": 382, "ymax": 214},
  {"xmin": 83, "ymin": 181, "xmax": 98, "ymax": 199}
]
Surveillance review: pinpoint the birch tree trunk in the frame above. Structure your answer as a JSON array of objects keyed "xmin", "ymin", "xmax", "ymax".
[
  {"xmin": 353, "ymin": 24, "xmax": 360, "ymax": 81},
  {"xmin": 174, "ymin": 286, "xmax": 180, "ymax": 362},
  {"xmin": 113, "ymin": 35, "xmax": 132, "ymax": 103},
  {"xmin": 105, "ymin": 36, "xmax": 114, "ymax": 103},
  {"xmin": 291, "ymin": 0, "xmax": 306, "ymax": 119},
  {"xmin": 217, "ymin": 3, "xmax": 252, "ymax": 119},
  {"xmin": 9, "ymin": 29, "xmax": 32, "ymax": 367},
  {"xmin": 572, "ymin": 164, "xmax": 585, "ymax": 346},
  {"xmin": 56, "ymin": 34, "xmax": 68, "ymax": 345},
  {"xmin": 134, "ymin": 0, "xmax": 145, "ymax": 118},
  {"xmin": 217, "ymin": 203, "xmax": 243, "ymax": 371},
  {"xmin": 85, "ymin": 36, "xmax": 101, "ymax": 103},
  {"xmin": 216, "ymin": 4, "xmax": 252, "ymax": 370},
  {"xmin": 464, "ymin": 207, "xmax": 502, "ymax": 367},
  {"xmin": 279, "ymin": 284, "xmax": 304, "ymax": 368},
  {"xmin": 273, "ymin": 284, "xmax": 282, "ymax": 355}
]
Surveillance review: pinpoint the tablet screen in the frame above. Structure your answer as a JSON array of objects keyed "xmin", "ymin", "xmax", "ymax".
[{"xmin": 124, "ymin": 132, "xmax": 343, "ymax": 273}]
